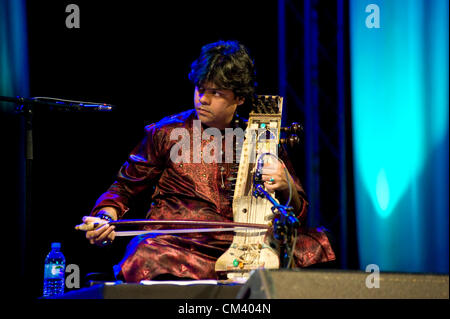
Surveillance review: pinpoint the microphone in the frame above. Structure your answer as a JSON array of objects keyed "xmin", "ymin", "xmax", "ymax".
[
  {"xmin": 0, "ymin": 95, "xmax": 116, "ymax": 112},
  {"xmin": 31, "ymin": 97, "xmax": 116, "ymax": 112}
]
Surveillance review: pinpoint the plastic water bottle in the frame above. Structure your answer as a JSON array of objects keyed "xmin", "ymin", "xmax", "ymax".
[{"xmin": 43, "ymin": 242, "xmax": 66, "ymax": 297}]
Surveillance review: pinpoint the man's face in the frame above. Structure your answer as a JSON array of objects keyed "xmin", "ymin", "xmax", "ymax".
[{"xmin": 194, "ymin": 83, "xmax": 244, "ymax": 130}]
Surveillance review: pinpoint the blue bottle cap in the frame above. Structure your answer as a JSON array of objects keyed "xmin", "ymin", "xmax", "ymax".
[{"xmin": 51, "ymin": 242, "xmax": 61, "ymax": 249}]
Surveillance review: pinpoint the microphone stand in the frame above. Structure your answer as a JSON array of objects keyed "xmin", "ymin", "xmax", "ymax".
[
  {"xmin": 253, "ymin": 183, "xmax": 300, "ymax": 268},
  {"xmin": 0, "ymin": 95, "xmax": 114, "ymax": 279},
  {"xmin": 0, "ymin": 96, "xmax": 35, "ymax": 280}
]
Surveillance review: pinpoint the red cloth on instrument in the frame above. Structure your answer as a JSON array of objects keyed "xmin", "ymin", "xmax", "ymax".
[{"xmin": 91, "ymin": 110, "xmax": 336, "ymax": 282}]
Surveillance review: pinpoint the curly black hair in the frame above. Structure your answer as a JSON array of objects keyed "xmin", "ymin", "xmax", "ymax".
[{"xmin": 189, "ymin": 40, "xmax": 257, "ymax": 102}]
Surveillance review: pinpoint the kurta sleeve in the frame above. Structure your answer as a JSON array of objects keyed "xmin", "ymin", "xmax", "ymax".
[
  {"xmin": 90, "ymin": 123, "xmax": 167, "ymax": 218},
  {"xmin": 276, "ymin": 144, "xmax": 309, "ymax": 226}
]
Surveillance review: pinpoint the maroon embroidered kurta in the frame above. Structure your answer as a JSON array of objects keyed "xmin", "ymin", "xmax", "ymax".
[{"xmin": 91, "ymin": 109, "xmax": 335, "ymax": 282}]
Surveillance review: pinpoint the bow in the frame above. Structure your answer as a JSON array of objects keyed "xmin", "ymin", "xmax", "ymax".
[{"xmin": 75, "ymin": 218, "xmax": 270, "ymax": 237}]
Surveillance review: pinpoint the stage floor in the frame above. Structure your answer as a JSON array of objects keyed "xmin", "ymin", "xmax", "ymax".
[{"xmin": 50, "ymin": 269, "xmax": 449, "ymax": 299}]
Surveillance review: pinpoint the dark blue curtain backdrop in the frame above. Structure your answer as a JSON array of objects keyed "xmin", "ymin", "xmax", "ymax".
[{"xmin": 1, "ymin": 0, "xmax": 448, "ymax": 300}]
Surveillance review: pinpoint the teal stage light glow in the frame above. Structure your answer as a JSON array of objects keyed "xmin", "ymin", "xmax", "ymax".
[
  {"xmin": 0, "ymin": 0, "xmax": 29, "ymax": 109},
  {"xmin": 350, "ymin": 0, "xmax": 448, "ymax": 273}
]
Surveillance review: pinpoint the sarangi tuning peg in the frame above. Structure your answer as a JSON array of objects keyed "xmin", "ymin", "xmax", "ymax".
[
  {"xmin": 280, "ymin": 134, "xmax": 300, "ymax": 148},
  {"xmin": 281, "ymin": 122, "xmax": 303, "ymax": 134},
  {"xmin": 280, "ymin": 122, "xmax": 302, "ymax": 147}
]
